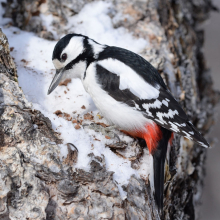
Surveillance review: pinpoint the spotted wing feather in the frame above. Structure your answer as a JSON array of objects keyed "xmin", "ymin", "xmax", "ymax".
[{"xmin": 135, "ymin": 89, "xmax": 209, "ymax": 148}]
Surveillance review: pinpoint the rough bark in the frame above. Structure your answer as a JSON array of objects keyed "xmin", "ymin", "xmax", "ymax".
[{"xmin": 0, "ymin": 0, "xmax": 219, "ymax": 219}]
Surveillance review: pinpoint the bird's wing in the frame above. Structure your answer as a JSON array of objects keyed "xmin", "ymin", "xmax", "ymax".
[
  {"xmin": 97, "ymin": 46, "xmax": 168, "ymax": 89},
  {"xmin": 94, "ymin": 57, "xmax": 209, "ymax": 148}
]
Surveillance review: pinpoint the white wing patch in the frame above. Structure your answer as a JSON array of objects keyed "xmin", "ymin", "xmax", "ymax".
[{"xmin": 97, "ymin": 58, "xmax": 160, "ymax": 100}]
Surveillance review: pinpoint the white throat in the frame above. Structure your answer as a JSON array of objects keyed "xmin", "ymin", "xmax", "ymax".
[{"xmin": 61, "ymin": 61, "xmax": 87, "ymax": 82}]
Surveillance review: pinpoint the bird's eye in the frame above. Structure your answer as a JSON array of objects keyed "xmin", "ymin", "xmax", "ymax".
[{"xmin": 61, "ymin": 53, "xmax": 67, "ymax": 61}]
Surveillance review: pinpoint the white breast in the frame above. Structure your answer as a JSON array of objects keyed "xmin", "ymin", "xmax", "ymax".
[{"xmin": 83, "ymin": 63, "xmax": 153, "ymax": 132}]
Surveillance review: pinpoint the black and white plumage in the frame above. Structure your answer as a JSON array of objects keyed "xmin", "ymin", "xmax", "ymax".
[{"xmin": 48, "ymin": 34, "xmax": 209, "ymax": 211}]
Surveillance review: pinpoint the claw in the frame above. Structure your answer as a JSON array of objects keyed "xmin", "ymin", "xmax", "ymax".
[
  {"xmin": 67, "ymin": 143, "xmax": 78, "ymax": 152},
  {"xmin": 113, "ymin": 132, "xmax": 121, "ymax": 142}
]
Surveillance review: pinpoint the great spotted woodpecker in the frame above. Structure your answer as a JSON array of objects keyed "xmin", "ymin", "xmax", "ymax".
[{"xmin": 48, "ymin": 34, "xmax": 209, "ymax": 211}]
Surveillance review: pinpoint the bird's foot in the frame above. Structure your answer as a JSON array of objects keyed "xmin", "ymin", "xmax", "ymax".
[{"xmin": 83, "ymin": 123, "xmax": 120, "ymax": 140}]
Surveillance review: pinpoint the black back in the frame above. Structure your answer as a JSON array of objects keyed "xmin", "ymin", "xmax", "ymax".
[{"xmin": 97, "ymin": 46, "xmax": 167, "ymax": 89}]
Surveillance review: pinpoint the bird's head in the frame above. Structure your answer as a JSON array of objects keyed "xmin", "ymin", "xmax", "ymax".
[{"xmin": 48, "ymin": 34, "xmax": 104, "ymax": 95}]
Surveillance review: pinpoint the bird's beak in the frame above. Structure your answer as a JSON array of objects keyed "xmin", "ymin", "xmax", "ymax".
[{"xmin": 47, "ymin": 68, "xmax": 64, "ymax": 95}]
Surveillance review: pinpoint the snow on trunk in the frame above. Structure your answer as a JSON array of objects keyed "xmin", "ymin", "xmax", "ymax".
[{"xmin": 0, "ymin": 0, "xmax": 218, "ymax": 219}]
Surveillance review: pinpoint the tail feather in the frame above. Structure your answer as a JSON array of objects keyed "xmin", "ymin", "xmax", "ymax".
[
  {"xmin": 186, "ymin": 121, "xmax": 210, "ymax": 148},
  {"xmin": 153, "ymin": 152, "xmax": 166, "ymax": 211},
  {"xmin": 151, "ymin": 127, "xmax": 172, "ymax": 212}
]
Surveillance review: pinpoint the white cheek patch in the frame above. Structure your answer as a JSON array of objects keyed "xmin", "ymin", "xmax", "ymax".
[
  {"xmin": 53, "ymin": 59, "xmax": 64, "ymax": 69},
  {"xmin": 61, "ymin": 36, "xmax": 85, "ymax": 66}
]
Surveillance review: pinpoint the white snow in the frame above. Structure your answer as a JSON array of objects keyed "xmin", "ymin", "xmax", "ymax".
[
  {"xmin": 66, "ymin": 1, "xmax": 148, "ymax": 51},
  {"xmin": 0, "ymin": 1, "xmax": 151, "ymax": 198}
]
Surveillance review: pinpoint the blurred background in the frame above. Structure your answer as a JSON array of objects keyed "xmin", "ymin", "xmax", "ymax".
[{"xmin": 201, "ymin": 0, "xmax": 220, "ymax": 219}]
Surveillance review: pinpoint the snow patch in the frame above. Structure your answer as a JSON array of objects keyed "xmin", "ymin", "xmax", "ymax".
[{"xmin": 0, "ymin": 1, "xmax": 152, "ymax": 199}]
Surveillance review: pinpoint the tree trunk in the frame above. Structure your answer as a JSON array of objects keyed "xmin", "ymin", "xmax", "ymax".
[{"xmin": 0, "ymin": 0, "xmax": 219, "ymax": 219}]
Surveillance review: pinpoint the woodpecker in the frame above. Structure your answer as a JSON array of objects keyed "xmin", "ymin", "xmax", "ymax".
[{"xmin": 48, "ymin": 34, "xmax": 209, "ymax": 211}]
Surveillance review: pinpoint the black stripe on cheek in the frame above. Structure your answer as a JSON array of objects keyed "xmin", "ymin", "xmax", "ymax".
[{"xmin": 64, "ymin": 52, "xmax": 93, "ymax": 72}]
